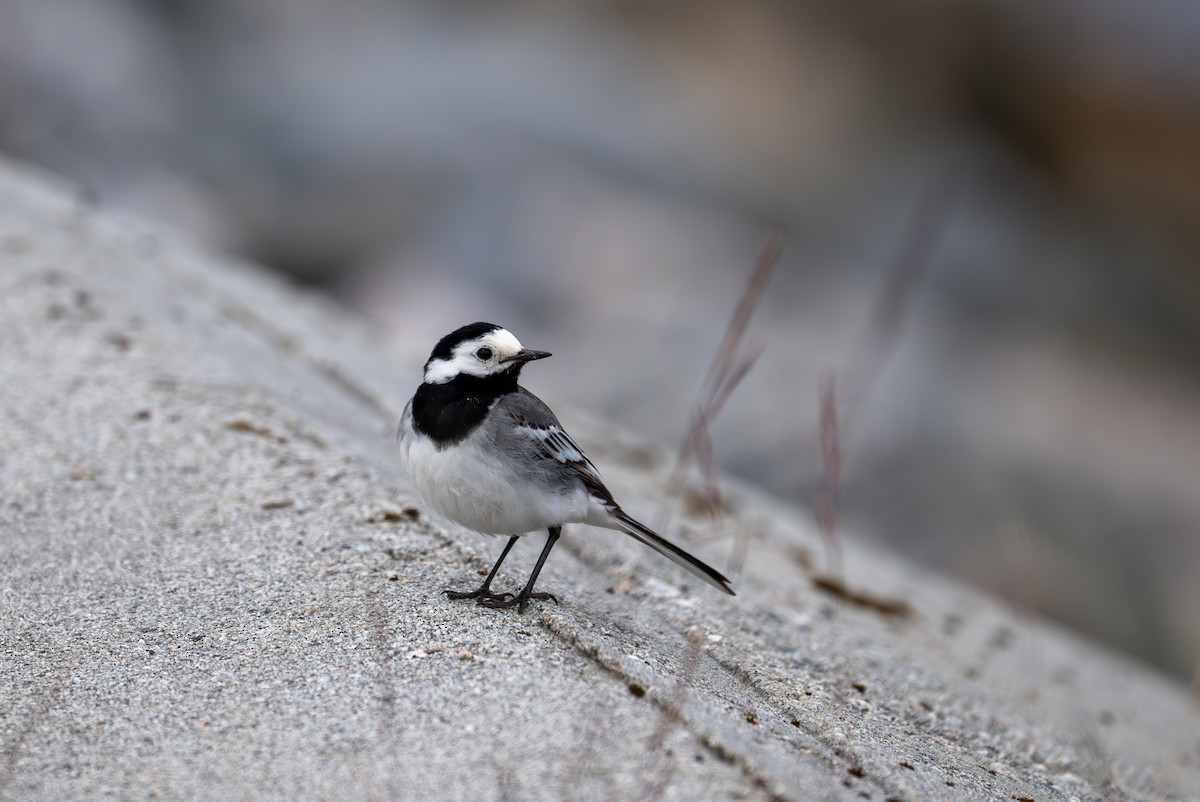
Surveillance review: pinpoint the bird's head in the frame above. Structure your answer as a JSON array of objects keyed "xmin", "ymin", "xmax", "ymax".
[{"xmin": 422, "ymin": 322, "xmax": 551, "ymax": 385}]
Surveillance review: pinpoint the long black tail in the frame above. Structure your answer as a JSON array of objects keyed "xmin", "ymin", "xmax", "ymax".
[{"xmin": 611, "ymin": 508, "xmax": 736, "ymax": 595}]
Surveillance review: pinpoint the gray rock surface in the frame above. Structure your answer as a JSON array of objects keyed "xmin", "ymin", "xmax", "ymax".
[{"xmin": 1, "ymin": 157, "xmax": 1197, "ymax": 801}]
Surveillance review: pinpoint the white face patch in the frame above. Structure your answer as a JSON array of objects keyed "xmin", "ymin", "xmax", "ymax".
[{"xmin": 424, "ymin": 328, "xmax": 525, "ymax": 384}]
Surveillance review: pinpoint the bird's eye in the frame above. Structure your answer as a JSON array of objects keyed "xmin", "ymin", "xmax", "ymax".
[{"xmin": 475, "ymin": 347, "xmax": 493, "ymax": 361}]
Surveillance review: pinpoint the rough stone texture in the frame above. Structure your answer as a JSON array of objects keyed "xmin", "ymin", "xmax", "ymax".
[{"xmin": 1, "ymin": 156, "xmax": 1197, "ymax": 801}]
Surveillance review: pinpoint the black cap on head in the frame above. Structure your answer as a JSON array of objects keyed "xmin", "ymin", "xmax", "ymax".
[{"xmin": 427, "ymin": 322, "xmax": 501, "ymax": 362}]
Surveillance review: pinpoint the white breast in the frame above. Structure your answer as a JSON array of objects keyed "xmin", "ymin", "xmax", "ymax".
[{"xmin": 400, "ymin": 406, "xmax": 590, "ymax": 536}]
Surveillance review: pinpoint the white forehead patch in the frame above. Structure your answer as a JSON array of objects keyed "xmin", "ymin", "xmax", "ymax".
[
  {"xmin": 423, "ymin": 328, "xmax": 525, "ymax": 384},
  {"xmin": 485, "ymin": 328, "xmax": 523, "ymax": 357}
]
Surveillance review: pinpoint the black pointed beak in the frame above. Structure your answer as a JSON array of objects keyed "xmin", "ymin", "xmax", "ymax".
[{"xmin": 503, "ymin": 348, "xmax": 552, "ymax": 364}]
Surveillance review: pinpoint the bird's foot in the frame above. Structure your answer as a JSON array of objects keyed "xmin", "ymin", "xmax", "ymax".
[
  {"xmin": 444, "ymin": 586, "xmax": 514, "ymax": 604},
  {"xmin": 479, "ymin": 590, "xmax": 558, "ymax": 614}
]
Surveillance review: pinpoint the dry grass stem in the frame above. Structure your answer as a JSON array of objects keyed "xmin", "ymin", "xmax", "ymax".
[
  {"xmin": 815, "ymin": 179, "xmax": 957, "ymax": 577},
  {"xmin": 843, "ymin": 177, "xmax": 958, "ymax": 419},
  {"xmin": 816, "ymin": 371, "xmax": 843, "ymax": 576},
  {"xmin": 658, "ymin": 231, "xmax": 783, "ymax": 539},
  {"xmin": 640, "ymin": 628, "xmax": 707, "ymax": 799}
]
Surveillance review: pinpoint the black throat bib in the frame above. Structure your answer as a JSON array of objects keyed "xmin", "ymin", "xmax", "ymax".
[{"xmin": 411, "ymin": 370, "xmax": 521, "ymax": 447}]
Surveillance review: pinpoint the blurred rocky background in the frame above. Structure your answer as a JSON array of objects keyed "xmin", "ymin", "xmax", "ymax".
[{"xmin": 2, "ymin": 0, "xmax": 1198, "ymax": 679}]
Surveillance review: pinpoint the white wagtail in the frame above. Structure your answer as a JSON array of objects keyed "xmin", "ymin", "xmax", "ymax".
[{"xmin": 398, "ymin": 322, "xmax": 736, "ymax": 612}]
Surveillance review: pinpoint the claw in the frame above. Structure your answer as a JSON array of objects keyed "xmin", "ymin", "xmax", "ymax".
[
  {"xmin": 444, "ymin": 587, "xmax": 514, "ymax": 603},
  {"xmin": 478, "ymin": 589, "xmax": 558, "ymax": 613}
]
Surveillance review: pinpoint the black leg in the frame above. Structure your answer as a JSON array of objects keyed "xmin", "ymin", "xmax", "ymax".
[
  {"xmin": 481, "ymin": 526, "xmax": 562, "ymax": 613},
  {"xmin": 445, "ymin": 536, "xmax": 518, "ymax": 604}
]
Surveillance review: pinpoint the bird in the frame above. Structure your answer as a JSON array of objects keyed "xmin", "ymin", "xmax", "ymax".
[{"xmin": 398, "ymin": 322, "xmax": 736, "ymax": 612}]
